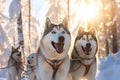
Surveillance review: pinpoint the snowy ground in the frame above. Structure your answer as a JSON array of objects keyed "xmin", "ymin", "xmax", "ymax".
[
  {"xmin": 96, "ymin": 51, "xmax": 120, "ymax": 80},
  {"xmin": 0, "ymin": 51, "xmax": 120, "ymax": 80}
]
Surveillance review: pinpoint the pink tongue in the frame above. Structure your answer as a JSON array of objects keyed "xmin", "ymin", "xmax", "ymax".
[
  {"xmin": 84, "ymin": 47, "xmax": 91, "ymax": 55},
  {"xmin": 55, "ymin": 43, "xmax": 63, "ymax": 53}
]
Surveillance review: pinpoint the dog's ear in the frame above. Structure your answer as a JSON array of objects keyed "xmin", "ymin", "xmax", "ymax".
[
  {"xmin": 61, "ymin": 18, "xmax": 68, "ymax": 29},
  {"xmin": 45, "ymin": 17, "xmax": 52, "ymax": 29},
  {"xmin": 12, "ymin": 46, "xmax": 15, "ymax": 51},
  {"xmin": 90, "ymin": 28, "xmax": 96, "ymax": 36},
  {"xmin": 77, "ymin": 27, "xmax": 84, "ymax": 36},
  {"xmin": 16, "ymin": 45, "xmax": 20, "ymax": 50}
]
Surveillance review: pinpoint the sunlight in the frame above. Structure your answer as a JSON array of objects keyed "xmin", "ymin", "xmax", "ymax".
[
  {"xmin": 80, "ymin": 78, "xmax": 88, "ymax": 80},
  {"xmin": 76, "ymin": 1, "xmax": 100, "ymax": 31},
  {"xmin": 79, "ymin": 4, "xmax": 98, "ymax": 21}
]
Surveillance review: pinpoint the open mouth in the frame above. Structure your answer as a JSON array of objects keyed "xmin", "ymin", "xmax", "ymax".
[
  {"xmin": 82, "ymin": 46, "xmax": 92, "ymax": 55},
  {"xmin": 52, "ymin": 41, "xmax": 64, "ymax": 54}
]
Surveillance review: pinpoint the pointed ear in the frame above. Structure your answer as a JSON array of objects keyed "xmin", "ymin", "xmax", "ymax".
[
  {"xmin": 16, "ymin": 45, "xmax": 20, "ymax": 50},
  {"xmin": 12, "ymin": 46, "xmax": 15, "ymax": 52},
  {"xmin": 90, "ymin": 28, "xmax": 96, "ymax": 36},
  {"xmin": 45, "ymin": 17, "xmax": 52, "ymax": 29},
  {"xmin": 77, "ymin": 27, "xmax": 84, "ymax": 36},
  {"xmin": 61, "ymin": 18, "xmax": 68, "ymax": 29}
]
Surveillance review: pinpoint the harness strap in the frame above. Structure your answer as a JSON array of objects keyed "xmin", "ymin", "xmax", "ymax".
[
  {"xmin": 0, "ymin": 64, "xmax": 15, "ymax": 69},
  {"xmin": 39, "ymin": 48, "xmax": 64, "ymax": 78},
  {"xmin": 71, "ymin": 47, "xmax": 96, "ymax": 77},
  {"xmin": 83, "ymin": 63, "xmax": 91, "ymax": 76},
  {"xmin": 69, "ymin": 60, "xmax": 82, "ymax": 72},
  {"xmin": 45, "ymin": 59, "xmax": 64, "ymax": 78},
  {"xmin": 0, "ymin": 55, "xmax": 22, "ymax": 70}
]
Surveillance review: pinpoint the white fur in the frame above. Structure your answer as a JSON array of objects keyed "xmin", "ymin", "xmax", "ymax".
[
  {"xmin": 7, "ymin": 49, "xmax": 23, "ymax": 80},
  {"xmin": 70, "ymin": 33, "xmax": 98, "ymax": 80},
  {"xmin": 37, "ymin": 52, "xmax": 70, "ymax": 80},
  {"xmin": 71, "ymin": 59, "xmax": 96, "ymax": 80},
  {"xmin": 27, "ymin": 53, "xmax": 37, "ymax": 80},
  {"xmin": 36, "ymin": 18, "xmax": 71, "ymax": 80},
  {"xmin": 42, "ymin": 26, "xmax": 71, "ymax": 60}
]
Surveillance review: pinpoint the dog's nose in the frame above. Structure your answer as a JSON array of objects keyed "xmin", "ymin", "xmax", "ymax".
[
  {"xmin": 59, "ymin": 36, "xmax": 64, "ymax": 42},
  {"xmin": 28, "ymin": 60, "xmax": 30, "ymax": 64},
  {"xmin": 86, "ymin": 43, "xmax": 91, "ymax": 48}
]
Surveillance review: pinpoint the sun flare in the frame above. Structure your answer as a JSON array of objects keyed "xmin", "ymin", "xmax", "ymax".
[
  {"xmin": 75, "ymin": 1, "xmax": 100, "ymax": 31},
  {"xmin": 79, "ymin": 4, "xmax": 98, "ymax": 21}
]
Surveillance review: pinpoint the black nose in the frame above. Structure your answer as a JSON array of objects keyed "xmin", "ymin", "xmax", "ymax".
[
  {"xmin": 59, "ymin": 36, "xmax": 64, "ymax": 42},
  {"xmin": 28, "ymin": 60, "xmax": 30, "ymax": 64},
  {"xmin": 86, "ymin": 43, "xmax": 91, "ymax": 48}
]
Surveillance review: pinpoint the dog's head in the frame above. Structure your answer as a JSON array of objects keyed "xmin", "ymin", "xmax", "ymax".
[
  {"xmin": 27, "ymin": 53, "xmax": 36, "ymax": 67},
  {"xmin": 75, "ymin": 28, "xmax": 98, "ymax": 57},
  {"xmin": 11, "ymin": 46, "xmax": 22, "ymax": 62},
  {"xmin": 41, "ymin": 17, "xmax": 71, "ymax": 60}
]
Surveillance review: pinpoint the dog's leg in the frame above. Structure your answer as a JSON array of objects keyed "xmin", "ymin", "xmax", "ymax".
[
  {"xmin": 37, "ymin": 56, "xmax": 53, "ymax": 80},
  {"xmin": 7, "ymin": 72, "xmax": 11, "ymax": 80},
  {"xmin": 67, "ymin": 73, "xmax": 72, "ymax": 80},
  {"xmin": 55, "ymin": 56, "xmax": 70, "ymax": 80},
  {"xmin": 8, "ymin": 66, "xmax": 17, "ymax": 80},
  {"xmin": 85, "ymin": 61, "xmax": 96, "ymax": 80}
]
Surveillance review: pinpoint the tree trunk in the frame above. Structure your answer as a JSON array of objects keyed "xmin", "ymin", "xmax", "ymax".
[
  {"xmin": 21, "ymin": 0, "xmax": 31, "ymax": 78},
  {"xmin": 110, "ymin": 0, "xmax": 118, "ymax": 53},
  {"xmin": 112, "ymin": 21, "xmax": 118, "ymax": 53}
]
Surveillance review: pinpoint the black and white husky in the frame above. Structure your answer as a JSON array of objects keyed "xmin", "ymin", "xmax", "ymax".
[
  {"xmin": 7, "ymin": 46, "xmax": 24, "ymax": 80},
  {"xmin": 70, "ymin": 28, "xmax": 98, "ymax": 80},
  {"xmin": 27, "ymin": 53, "xmax": 37, "ymax": 80},
  {"xmin": 36, "ymin": 17, "xmax": 71, "ymax": 80}
]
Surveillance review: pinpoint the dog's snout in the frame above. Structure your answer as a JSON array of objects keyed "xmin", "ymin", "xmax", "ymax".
[
  {"xmin": 28, "ymin": 60, "xmax": 30, "ymax": 64},
  {"xmin": 86, "ymin": 43, "xmax": 91, "ymax": 48},
  {"xmin": 59, "ymin": 36, "xmax": 64, "ymax": 42}
]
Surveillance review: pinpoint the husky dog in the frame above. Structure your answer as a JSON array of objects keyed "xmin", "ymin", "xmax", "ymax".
[
  {"xmin": 70, "ymin": 28, "xmax": 98, "ymax": 80},
  {"xmin": 36, "ymin": 17, "xmax": 71, "ymax": 80},
  {"xmin": 7, "ymin": 46, "xmax": 24, "ymax": 80},
  {"xmin": 27, "ymin": 53, "xmax": 37, "ymax": 80}
]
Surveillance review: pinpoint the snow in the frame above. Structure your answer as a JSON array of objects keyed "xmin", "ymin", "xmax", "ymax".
[
  {"xmin": 0, "ymin": 51, "xmax": 120, "ymax": 80},
  {"xmin": 96, "ymin": 51, "xmax": 120, "ymax": 80},
  {"xmin": 9, "ymin": 0, "xmax": 21, "ymax": 19}
]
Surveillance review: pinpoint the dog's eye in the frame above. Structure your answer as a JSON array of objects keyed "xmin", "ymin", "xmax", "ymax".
[
  {"xmin": 62, "ymin": 31, "xmax": 65, "ymax": 34},
  {"xmin": 51, "ymin": 31, "xmax": 56, "ymax": 34},
  {"xmin": 17, "ymin": 53, "xmax": 21, "ymax": 56},
  {"xmin": 82, "ymin": 38, "xmax": 85, "ymax": 40},
  {"xmin": 90, "ymin": 38, "xmax": 93, "ymax": 40}
]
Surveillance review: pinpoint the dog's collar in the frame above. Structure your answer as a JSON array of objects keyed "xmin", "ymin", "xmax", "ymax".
[
  {"xmin": 70, "ymin": 47, "xmax": 96, "ymax": 76},
  {"xmin": 45, "ymin": 59, "xmax": 64, "ymax": 68},
  {"xmin": 71, "ymin": 47, "xmax": 96, "ymax": 76},
  {"xmin": 39, "ymin": 48, "xmax": 64, "ymax": 78},
  {"xmin": 45, "ymin": 58, "xmax": 64, "ymax": 78}
]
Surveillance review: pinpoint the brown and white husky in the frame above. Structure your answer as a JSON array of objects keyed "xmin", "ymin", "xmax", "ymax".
[{"xmin": 70, "ymin": 28, "xmax": 98, "ymax": 80}]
